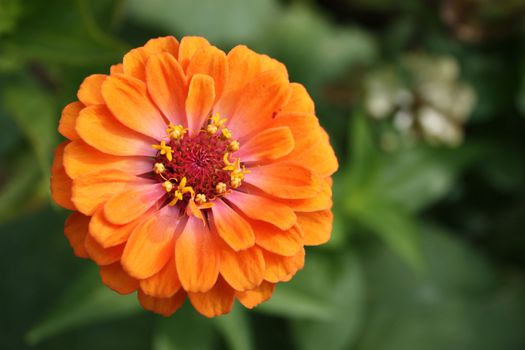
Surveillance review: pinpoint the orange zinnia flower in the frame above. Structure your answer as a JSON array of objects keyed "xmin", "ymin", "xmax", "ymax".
[{"xmin": 50, "ymin": 36, "xmax": 338, "ymax": 317}]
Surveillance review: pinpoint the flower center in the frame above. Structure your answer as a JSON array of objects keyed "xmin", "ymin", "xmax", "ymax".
[{"xmin": 151, "ymin": 114, "xmax": 248, "ymax": 208}]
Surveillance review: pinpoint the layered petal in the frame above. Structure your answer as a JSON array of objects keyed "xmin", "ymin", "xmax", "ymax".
[
  {"xmin": 140, "ymin": 256, "xmax": 181, "ymax": 298},
  {"xmin": 138, "ymin": 289, "xmax": 186, "ymax": 317},
  {"xmin": 102, "ymin": 75, "xmax": 167, "ymax": 139},
  {"xmin": 121, "ymin": 207, "xmax": 178, "ymax": 279},
  {"xmin": 236, "ymin": 281, "xmax": 275, "ymax": 309},
  {"xmin": 263, "ymin": 248, "xmax": 305, "ymax": 283},
  {"xmin": 72, "ymin": 169, "xmax": 144, "ymax": 215},
  {"xmin": 188, "ymin": 277, "xmax": 234, "ymax": 318},
  {"xmin": 297, "ymin": 210, "xmax": 333, "ymax": 246},
  {"xmin": 186, "ymin": 74, "xmax": 215, "ymax": 135},
  {"xmin": 237, "ymin": 126, "xmax": 295, "ymax": 163},
  {"xmin": 100, "ymin": 262, "xmax": 139, "ymax": 294},
  {"xmin": 64, "ymin": 212, "xmax": 89, "ymax": 258},
  {"xmin": 58, "ymin": 102, "xmax": 83, "ymax": 140},
  {"xmin": 226, "ymin": 191, "xmax": 296, "ymax": 230},
  {"xmin": 63, "ymin": 140, "xmax": 151, "ymax": 179},
  {"xmin": 219, "ymin": 245, "xmax": 265, "ymax": 291},
  {"xmin": 123, "ymin": 36, "xmax": 180, "ymax": 81},
  {"xmin": 226, "ymin": 70, "xmax": 290, "ymax": 138},
  {"xmin": 176, "ymin": 217, "xmax": 220, "ymax": 293},
  {"xmin": 84, "ymin": 233, "xmax": 123, "ymax": 265},
  {"xmin": 186, "ymin": 45, "xmax": 227, "ymax": 101},
  {"xmin": 146, "ymin": 52, "xmax": 187, "ymax": 125},
  {"xmin": 252, "ymin": 221, "xmax": 303, "ymax": 257},
  {"xmin": 89, "ymin": 207, "xmax": 145, "ymax": 248},
  {"xmin": 211, "ymin": 199, "xmax": 255, "ymax": 251},
  {"xmin": 77, "ymin": 74, "xmax": 106, "ymax": 105},
  {"xmin": 76, "ymin": 105, "xmax": 156, "ymax": 157},
  {"xmin": 50, "ymin": 142, "xmax": 75, "ymax": 210},
  {"xmin": 245, "ymin": 163, "xmax": 319, "ymax": 199},
  {"xmin": 280, "ymin": 83, "xmax": 315, "ymax": 114},
  {"xmin": 178, "ymin": 36, "xmax": 210, "ymax": 70}
]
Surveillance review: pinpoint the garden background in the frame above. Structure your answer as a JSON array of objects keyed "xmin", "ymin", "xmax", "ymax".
[{"xmin": 1, "ymin": 0, "xmax": 525, "ymax": 349}]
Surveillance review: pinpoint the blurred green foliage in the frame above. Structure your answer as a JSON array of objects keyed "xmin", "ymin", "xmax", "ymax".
[{"xmin": 1, "ymin": 0, "xmax": 525, "ymax": 349}]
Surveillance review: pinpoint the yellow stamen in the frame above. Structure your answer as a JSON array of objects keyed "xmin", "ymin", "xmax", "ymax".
[
  {"xmin": 216, "ymin": 182, "xmax": 227, "ymax": 194},
  {"xmin": 228, "ymin": 140, "xmax": 240, "ymax": 152},
  {"xmin": 223, "ymin": 153, "xmax": 241, "ymax": 171},
  {"xmin": 206, "ymin": 124, "xmax": 218, "ymax": 134},
  {"xmin": 221, "ymin": 128, "xmax": 232, "ymax": 139},
  {"xmin": 168, "ymin": 177, "xmax": 195, "ymax": 206},
  {"xmin": 166, "ymin": 123, "xmax": 187, "ymax": 140},
  {"xmin": 207, "ymin": 113, "xmax": 227, "ymax": 134},
  {"xmin": 162, "ymin": 180, "xmax": 173, "ymax": 193},
  {"xmin": 195, "ymin": 193, "xmax": 207, "ymax": 205},
  {"xmin": 152, "ymin": 141, "xmax": 174, "ymax": 161},
  {"xmin": 153, "ymin": 162, "xmax": 166, "ymax": 174},
  {"xmin": 231, "ymin": 176, "xmax": 242, "ymax": 188}
]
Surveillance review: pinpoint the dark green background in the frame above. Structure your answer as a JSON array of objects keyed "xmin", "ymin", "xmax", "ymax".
[{"xmin": 1, "ymin": 0, "xmax": 525, "ymax": 349}]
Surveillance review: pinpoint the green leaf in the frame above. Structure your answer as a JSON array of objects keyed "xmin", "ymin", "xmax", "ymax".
[
  {"xmin": 355, "ymin": 225, "xmax": 525, "ymax": 350},
  {"xmin": 213, "ymin": 304, "xmax": 253, "ymax": 350},
  {"xmin": 153, "ymin": 303, "xmax": 216, "ymax": 350},
  {"xmin": 257, "ymin": 252, "xmax": 365, "ymax": 324},
  {"xmin": 26, "ymin": 266, "xmax": 140, "ymax": 345},
  {"xmin": 2, "ymin": 82, "xmax": 56, "ymax": 178},
  {"xmin": 0, "ymin": 151, "xmax": 48, "ymax": 223},
  {"xmin": 126, "ymin": 0, "xmax": 278, "ymax": 45},
  {"xmin": 291, "ymin": 253, "xmax": 365, "ymax": 350}
]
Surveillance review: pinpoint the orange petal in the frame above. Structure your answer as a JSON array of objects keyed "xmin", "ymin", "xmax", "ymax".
[
  {"xmin": 63, "ymin": 140, "xmax": 151, "ymax": 179},
  {"xmin": 84, "ymin": 233, "xmax": 123, "ymax": 265},
  {"xmin": 140, "ymin": 256, "xmax": 181, "ymax": 298},
  {"xmin": 102, "ymin": 75, "xmax": 167, "ymax": 139},
  {"xmin": 146, "ymin": 52, "xmax": 187, "ymax": 125},
  {"xmin": 238, "ymin": 127, "xmax": 294, "ymax": 163},
  {"xmin": 176, "ymin": 216, "xmax": 220, "ymax": 293},
  {"xmin": 121, "ymin": 207, "xmax": 178, "ymax": 279},
  {"xmin": 144, "ymin": 36, "xmax": 179, "ymax": 56},
  {"xmin": 77, "ymin": 74, "xmax": 106, "ymax": 105},
  {"xmin": 253, "ymin": 221, "xmax": 303, "ymax": 256},
  {"xmin": 285, "ymin": 178, "xmax": 333, "ymax": 212},
  {"xmin": 76, "ymin": 104, "xmax": 156, "ymax": 157},
  {"xmin": 104, "ymin": 182, "xmax": 165, "ymax": 225},
  {"xmin": 89, "ymin": 207, "xmax": 145, "ymax": 248},
  {"xmin": 188, "ymin": 277, "xmax": 234, "ymax": 318},
  {"xmin": 99, "ymin": 262, "xmax": 139, "ymax": 294},
  {"xmin": 185, "ymin": 74, "xmax": 215, "ymax": 136},
  {"xmin": 226, "ymin": 70, "xmax": 290, "ymax": 138},
  {"xmin": 138, "ymin": 289, "xmax": 186, "ymax": 317},
  {"xmin": 64, "ymin": 212, "xmax": 89, "ymax": 258},
  {"xmin": 246, "ymin": 163, "xmax": 319, "ymax": 199},
  {"xmin": 110, "ymin": 63, "xmax": 123, "ymax": 75},
  {"xmin": 219, "ymin": 245, "xmax": 265, "ymax": 291},
  {"xmin": 297, "ymin": 210, "xmax": 333, "ymax": 246},
  {"xmin": 219, "ymin": 46, "xmax": 288, "ymax": 117},
  {"xmin": 262, "ymin": 248, "xmax": 305, "ymax": 283},
  {"xmin": 270, "ymin": 112, "xmax": 338, "ymax": 177},
  {"xmin": 236, "ymin": 281, "xmax": 275, "ymax": 309},
  {"xmin": 211, "ymin": 199, "xmax": 255, "ymax": 251},
  {"xmin": 226, "ymin": 191, "xmax": 296, "ymax": 230},
  {"xmin": 280, "ymin": 83, "xmax": 315, "ymax": 114},
  {"xmin": 123, "ymin": 36, "xmax": 180, "ymax": 81},
  {"xmin": 50, "ymin": 142, "xmax": 75, "ymax": 210},
  {"xmin": 178, "ymin": 36, "xmax": 210, "ymax": 71},
  {"xmin": 186, "ymin": 45, "xmax": 228, "ymax": 101},
  {"xmin": 72, "ymin": 169, "xmax": 144, "ymax": 216},
  {"xmin": 58, "ymin": 101, "xmax": 83, "ymax": 140}
]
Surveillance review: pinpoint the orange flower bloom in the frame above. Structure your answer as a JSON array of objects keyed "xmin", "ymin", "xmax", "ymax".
[{"xmin": 50, "ymin": 36, "xmax": 338, "ymax": 317}]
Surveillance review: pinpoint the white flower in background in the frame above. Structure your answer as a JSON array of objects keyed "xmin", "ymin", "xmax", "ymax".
[{"xmin": 364, "ymin": 54, "xmax": 476, "ymax": 147}]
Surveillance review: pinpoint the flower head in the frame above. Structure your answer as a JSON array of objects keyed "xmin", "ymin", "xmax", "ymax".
[{"xmin": 50, "ymin": 36, "xmax": 338, "ymax": 317}]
